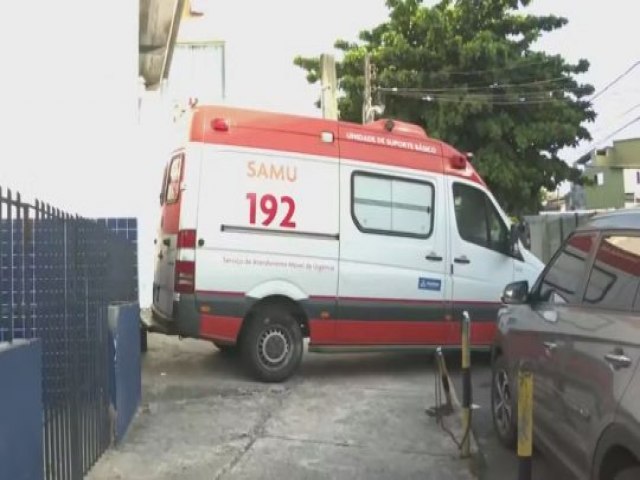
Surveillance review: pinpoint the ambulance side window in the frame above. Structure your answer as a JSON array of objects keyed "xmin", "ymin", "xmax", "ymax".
[
  {"xmin": 453, "ymin": 183, "xmax": 509, "ymax": 254},
  {"xmin": 351, "ymin": 172, "xmax": 434, "ymax": 238}
]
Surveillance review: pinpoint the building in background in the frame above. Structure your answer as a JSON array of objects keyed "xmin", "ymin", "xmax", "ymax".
[
  {"xmin": 574, "ymin": 137, "xmax": 640, "ymax": 209},
  {"xmin": 166, "ymin": 0, "xmax": 225, "ymax": 106}
]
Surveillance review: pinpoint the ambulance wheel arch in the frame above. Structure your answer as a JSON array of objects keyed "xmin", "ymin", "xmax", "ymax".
[
  {"xmin": 243, "ymin": 280, "xmax": 312, "ymax": 338},
  {"xmin": 240, "ymin": 296, "xmax": 307, "ymax": 382}
]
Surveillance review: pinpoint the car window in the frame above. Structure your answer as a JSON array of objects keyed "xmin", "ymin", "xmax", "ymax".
[
  {"xmin": 352, "ymin": 172, "xmax": 434, "ymax": 238},
  {"xmin": 453, "ymin": 183, "xmax": 509, "ymax": 254},
  {"xmin": 584, "ymin": 234, "xmax": 640, "ymax": 311},
  {"xmin": 538, "ymin": 233, "xmax": 596, "ymax": 304}
]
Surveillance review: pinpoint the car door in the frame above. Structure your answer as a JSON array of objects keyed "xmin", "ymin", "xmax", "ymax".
[
  {"xmin": 337, "ymin": 166, "xmax": 450, "ymax": 345},
  {"xmin": 525, "ymin": 231, "xmax": 597, "ymax": 466},
  {"xmin": 552, "ymin": 232, "xmax": 640, "ymax": 480},
  {"xmin": 448, "ymin": 180, "xmax": 515, "ymax": 345}
]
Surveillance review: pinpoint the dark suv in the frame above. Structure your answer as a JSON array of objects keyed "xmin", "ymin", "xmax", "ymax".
[{"xmin": 491, "ymin": 210, "xmax": 640, "ymax": 480}]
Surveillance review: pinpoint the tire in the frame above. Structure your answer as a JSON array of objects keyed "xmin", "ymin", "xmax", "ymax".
[
  {"xmin": 241, "ymin": 305, "xmax": 303, "ymax": 383},
  {"xmin": 491, "ymin": 355, "xmax": 517, "ymax": 448},
  {"xmin": 140, "ymin": 326, "xmax": 148, "ymax": 354},
  {"xmin": 614, "ymin": 466, "xmax": 640, "ymax": 480},
  {"xmin": 213, "ymin": 342, "xmax": 238, "ymax": 356}
]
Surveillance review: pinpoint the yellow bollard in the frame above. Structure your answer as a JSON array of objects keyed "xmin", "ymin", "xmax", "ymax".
[
  {"xmin": 517, "ymin": 368, "xmax": 533, "ymax": 480},
  {"xmin": 460, "ymin": 311, "xmax": 471, "ymax": 458}
]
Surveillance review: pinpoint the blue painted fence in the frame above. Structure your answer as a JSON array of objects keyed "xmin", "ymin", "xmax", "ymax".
[
  {"xmin": 0, "ymin": 186, "xmax": 140, "ymax": 480},
  {"xmin": 108, "ymin": 303, "xmax": 142, "ymax": 443},
  {"xmin": 0, "ymin": 340, "xmax": 44, "ymax": 480}
]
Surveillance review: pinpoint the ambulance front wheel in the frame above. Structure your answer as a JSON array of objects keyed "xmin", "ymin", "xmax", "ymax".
[{"xmin": 241, "ymin": 306, "xmax": 303, "ymax": 383}]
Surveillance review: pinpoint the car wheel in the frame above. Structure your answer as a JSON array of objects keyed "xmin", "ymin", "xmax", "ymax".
[
  {"xmin": 213, "ymin": 342, "xmax": 238, "ymax": 356},
  {"xmin": 614, "ymin": 466, "xmax": 640, "ymax": 480},
  {"xmin": 492, "ymin": 355, "xmax": 517, "ymax": 448},
  {"xmin": 241, "ymin": 305, "xmax": 303, "ymax": 383}
]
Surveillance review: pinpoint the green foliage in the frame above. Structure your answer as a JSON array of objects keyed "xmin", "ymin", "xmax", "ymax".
[{"xmin": 293, "ymin": 0, "xmax": 595, "ymax": 214}]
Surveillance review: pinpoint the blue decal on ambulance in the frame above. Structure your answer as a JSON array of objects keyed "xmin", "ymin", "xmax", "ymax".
[{"xmin": 418, "ymin": 277, "xmax": 441, "ymax": 291}]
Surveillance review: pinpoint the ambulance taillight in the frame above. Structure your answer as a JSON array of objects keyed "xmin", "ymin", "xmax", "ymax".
[
  {"xmin": 177, "ymin": 229, "xmax": 197, "ymax": 249},
  {"xmin": 174, "ymin": 260, "xmax": 195, "ymax": 294},
  {"xmin": 175, "ymin": 229, "xmax": 197, "ymax": 294}
]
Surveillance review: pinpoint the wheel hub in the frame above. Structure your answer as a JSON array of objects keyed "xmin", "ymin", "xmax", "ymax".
[{"xmin": 258, "ymin": 328, "xmax": 290, "ymax": 365}]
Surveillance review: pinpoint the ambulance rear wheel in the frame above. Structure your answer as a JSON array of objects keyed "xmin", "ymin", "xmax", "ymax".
[{"xmin": 242, "ymin": 306, "xmax": 303, "ymax": 383}]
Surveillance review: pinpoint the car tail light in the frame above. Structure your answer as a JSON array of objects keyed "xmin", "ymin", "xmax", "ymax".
[
  {"xmin": 177, "ymin": 229, "xmax": 197, "ymax": 249},
  {"xmin": 175, "ymin": 260, "xmax": 195, "ymax": 294}
]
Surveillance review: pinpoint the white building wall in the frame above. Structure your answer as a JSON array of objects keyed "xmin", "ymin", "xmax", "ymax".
[{"xmin": 623, "ymin": 169, "xmax": 640, "ymax": 208}]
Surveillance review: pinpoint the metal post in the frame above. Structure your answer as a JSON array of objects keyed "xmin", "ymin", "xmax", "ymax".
[
  {"xmin": 320, "ymin": 54, "xmax": 338, "ymax": 120},
  {"xmin": 362, "ymin": 53, "xmax": 372, "ymax": 124},
  {"xmin": 518, "ymin": 367, "xmax": 534, "ymax": 480},
  {"xmin": 461, "ymin": 311, "xmax": 472, "ymax": 458},
  {"xmin": 435, "ymin": 347, "xmax": 453, "ymax": 414}
]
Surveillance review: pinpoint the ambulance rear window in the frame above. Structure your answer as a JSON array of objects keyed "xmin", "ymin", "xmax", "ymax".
[
  {"xmin": 351, "ymin": 172, "xmax": 434, "ymax": 238},
  {"xmin": 159, "ymin": 165, "xmax": 168, "ymax": 205},
  {"xmin": 165, "ymin": 154, "xmax": 183, "ymax": 204}
]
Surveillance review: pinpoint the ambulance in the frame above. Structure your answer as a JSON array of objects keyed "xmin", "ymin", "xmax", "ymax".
[{"xmin": 151, "ymin": 105, "xmax": 543, "ymax": 382}]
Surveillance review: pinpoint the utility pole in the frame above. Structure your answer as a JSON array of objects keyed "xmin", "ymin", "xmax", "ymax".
[
  {"xmin": 362, "ymin": 53, "xmax": 373, "ymax": 124},
  {"xmin": 320, "ymin": 54, "xmax": 338, "ymax": 120}
]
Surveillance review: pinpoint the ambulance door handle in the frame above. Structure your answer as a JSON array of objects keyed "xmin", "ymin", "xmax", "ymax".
[
  {"xmin": 425, "ymin": 253, "xmax": 443, "ymax": 262},
  {"xmin": 454, "ymin": 255, "xmax": 471, "ymax": 265}
]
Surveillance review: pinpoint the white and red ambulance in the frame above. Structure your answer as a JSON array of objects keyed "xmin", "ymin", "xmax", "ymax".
[{"xmin": 151, "ymin": 105, "xmax": 543, "ymax": 381}]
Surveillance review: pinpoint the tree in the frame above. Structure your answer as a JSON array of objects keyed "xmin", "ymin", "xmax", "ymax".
[{"xmin": 294, "ymin": 0, "xmax": 595, "ymax": 214}]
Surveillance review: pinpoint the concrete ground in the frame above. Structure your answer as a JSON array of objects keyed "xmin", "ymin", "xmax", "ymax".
[{"xmin": 88, "ymin": 334, "xmax": 478, "ymax": 480}]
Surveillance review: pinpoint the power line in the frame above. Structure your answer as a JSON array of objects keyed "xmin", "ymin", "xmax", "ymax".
[
  {"xmin": 589, "ymin": 60, "xmax": 640, "ymax": 102},
  {"xmin": 575, "ymin": 114, "xmax": 640, "ymax": 164},
  {"xmin": 382, "ymin": 86, "xmax": 588, "ymax": 99},
  {"xmin": 386, "ymin": 90, "xmax": 579, "ymax": 105},
  {"xmin": 592, "ymin": 114, "xmax": 640, "ymax": 147},
  {"xmin": 433, "ymin": 58, "xmax": 558, "ymax": 76},
  {"xmin": 590, "ymin": 102, "xmax": 640, "ymax": 136},
  {"xmin": 378, "ymin": 77, "xmax": 575, "ymax": 94},
  {"xmin": 620, "ymin": 102, "xmax": 640, "ymax": 117}
]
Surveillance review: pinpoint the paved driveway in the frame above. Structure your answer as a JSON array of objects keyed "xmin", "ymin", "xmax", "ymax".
[{"xmin": 89, "ymin": 334, "xmax": 477, "ymax": 480}]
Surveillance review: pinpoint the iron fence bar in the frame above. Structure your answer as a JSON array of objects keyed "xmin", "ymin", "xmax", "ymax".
[
  {"xmin": 8, "ymin": 188, "xmax": 13, "ymax": 343},
  {"xmin": 0, "ymin": 186, "xmax": 4, "ymax": 343},
  {"xmin": 16, "ymin": 191, "xmax": 24, "ymax": 341},
  {"xmin": 62, "ymin": 214, "xmax": 71, "ymax": 480}
]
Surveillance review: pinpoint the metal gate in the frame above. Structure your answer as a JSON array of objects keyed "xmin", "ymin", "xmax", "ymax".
[{"xmin": 0, "ymin": 186, "xmax": 137, "ymax": 479}]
